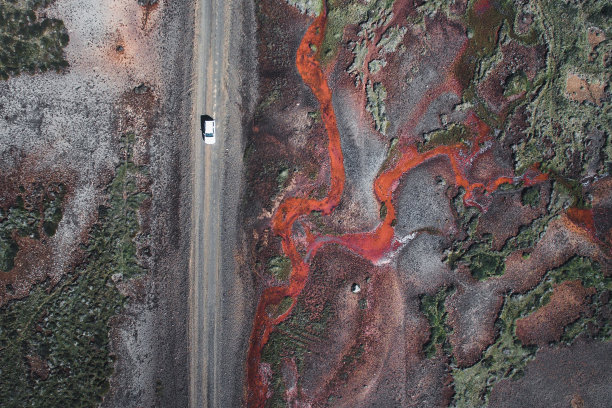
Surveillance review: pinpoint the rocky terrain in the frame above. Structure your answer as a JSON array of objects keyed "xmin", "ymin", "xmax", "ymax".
[
  {"xmin": 1, "ymin": 0, "xmax": 610, "ymax": 407},
  {"xmin": 241, "ymin": 0, "xmax": 611, "ymax": 406},
  {"xmin": 0, "ymin": 0, "xmax": 194, "ymax": 406}
]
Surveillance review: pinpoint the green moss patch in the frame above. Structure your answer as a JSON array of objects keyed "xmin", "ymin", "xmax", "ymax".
[
  {"xmin": 520, "ymin": 186, "xmax": 540, "ymax": 207},
  {"xmin": 276, "ymin": 166, "xmax": 290, "ymax": 190},
  {"xmin": 454, "ymin": 0, "xmax": 513, "ymax": 89},
  {"xmin": 0, "ymin": 0, "xmax": 69, "ymax": 80},
  {"xmin": 503, "ymin": 70, "xmax": 529, "ymax": 97},
  {"xmin": 0, "ymin": 182, "xmax": 66, "ymax": 272},
  {"xmin": 267, "ymin": 256, "xmax": 292, "ymax": 281},
  {"xmin": 464, "ymin": 242, "xmax": 506, "ymax": 281},
  {"xmin": 419, "ymin": 123, "xmax": 471, "ymax": 152},
  {"xmin": 420, "ymin": 286, "xmax": 454, "ymax": 358}
]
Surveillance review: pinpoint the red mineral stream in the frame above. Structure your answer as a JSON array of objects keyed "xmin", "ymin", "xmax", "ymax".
[
  {"xmin": 245, "ymin": 6, "xmax": 547, "ymax": 407},
  {"xmin": 245, "ymin": 9, "xmax": 344, "ymax": 407}
]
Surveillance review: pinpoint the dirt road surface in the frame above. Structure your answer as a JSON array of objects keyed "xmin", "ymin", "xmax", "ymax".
[{"xmin": 189, "ymin": 0, "xmax": 257, "ymax": 406}]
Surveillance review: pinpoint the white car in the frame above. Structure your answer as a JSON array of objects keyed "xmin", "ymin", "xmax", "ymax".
[{"xmin": 201, "ymin": 115, "xmax": 215, "ymax": 144}]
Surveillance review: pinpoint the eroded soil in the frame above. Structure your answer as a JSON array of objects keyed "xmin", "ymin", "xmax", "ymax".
[{"xmin": 241, "ymin": 0, "xmax": 611, "ymax": 407}]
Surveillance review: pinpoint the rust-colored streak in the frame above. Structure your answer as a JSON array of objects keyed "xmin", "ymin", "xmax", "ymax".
[
  {"xmin": 324, "ymin": 112, "xmax": 547, "ymax": 265},
  {"xmin": 246, "ymin": 5, "xmax": 548, "ymax": 406},
  {"xmin": 246, "ymin": 9, "xmax": 345, "ymax": 407},
  {"xmin": 567, "ymin": 207, "xmax": 596, "ymax": 236}
]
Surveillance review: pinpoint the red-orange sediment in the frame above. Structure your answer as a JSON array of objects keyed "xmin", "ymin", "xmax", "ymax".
[
  {"xmin": 567, "ymin": 207, "xmax": 596, "ymax": 237},
  {"xmin": 246, "ymin": 10, "xmax": 343, "ymax": 407},
  {"xmin": 246, "ymin": 6, "xmax": 549, "ymax": 406}
]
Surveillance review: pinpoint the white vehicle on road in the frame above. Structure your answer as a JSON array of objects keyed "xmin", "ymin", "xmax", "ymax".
[{"xmin": 201, "ymin": 115, "xmax": 216, "ymax": 144}]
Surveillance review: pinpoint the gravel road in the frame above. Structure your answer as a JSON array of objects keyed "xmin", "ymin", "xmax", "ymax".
[{"xmin": 189, "ymin": 0, "xmax": 257, "ymax": 406}]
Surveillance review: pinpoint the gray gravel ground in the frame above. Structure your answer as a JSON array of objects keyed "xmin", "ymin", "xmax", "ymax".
[{"xmin": 0, "ymin": 0, "xmax": 198, "ymax": 406}]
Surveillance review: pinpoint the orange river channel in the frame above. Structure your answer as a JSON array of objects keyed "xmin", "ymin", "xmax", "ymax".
[{"xmin": 245, "ymin": 6, "xmax": 548, "ymax": 407}]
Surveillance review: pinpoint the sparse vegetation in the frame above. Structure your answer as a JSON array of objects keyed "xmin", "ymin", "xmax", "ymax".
[
  {"xmin": 266, "ymin": 296, "xmax": 294, "ymax": 319},
  {"xmin": 368, "ymin": 58, "xmax": 386, "ymax": 74},
  {"xmin": 446, "ymin": 180, "xmax": 575, "ymax": 282},
  {"xmin": 0, "ymin": 182, "xmax": 65, "ymax": 272},
  {"xmin": 255, "ymin": 88, "xmax": 281, "ymax": 118},
  {"xmin": 261, "ymin": 301, "xmax": 332, "ymax": 407},
  {"xmin": 420, "ymin": 286, "xmax": 454, "ymax": 358},
  {"xmin": 0, "ymin": 133, "xmax": 149, "ymax": 406},
  {"xmin": 323, "ymin": 0, "xmax": 395, "ymax": 64},
  {"xmin": 366, "ymin": 80, "xmax": 390, "ymax": 135},
  {"xmin": 452, "ymin": 256, "xmax": 608, "ymax": 407},
  {"xmin": 0, "ymin": 0, "xmax": 69, "ymax": 80},
  {"xmin": 378, "ymin": 25, "xmax": 407, "ymax": 54},
  {"xmin": 416, "ymin": 0, "xmax": 461, "ymax": 18},
  {"xmin": 283, "ymin": 0, "xmax": 323, "ymax": 16},
  {"xmin": 510, "ymin": 0, "xmax": 611, "ymax": 177},
  {"xmin": 347, "ymin": 40, "xmax": 368, "ymax": 84}
]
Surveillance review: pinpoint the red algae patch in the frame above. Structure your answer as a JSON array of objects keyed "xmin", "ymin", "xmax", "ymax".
[
  {"xmin": 246, "ymin": 9, "xmax": 346, "ymax": 406},
  {"xmin": 516, "ymin": 280, "xmax": 596, "ymax": 346}
]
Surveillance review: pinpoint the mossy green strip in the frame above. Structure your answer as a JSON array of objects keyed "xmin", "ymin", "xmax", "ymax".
[
  {"xmin": 366, "ymin": 80, "xmax": 390, "ymax": 135},
  {"xmin": 419, "ymin": 123, "xmax": 471, "ymax": 152},
  {"xmin": 420, "ymin": 286, "xmax": 455, "ymax": 358}
]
